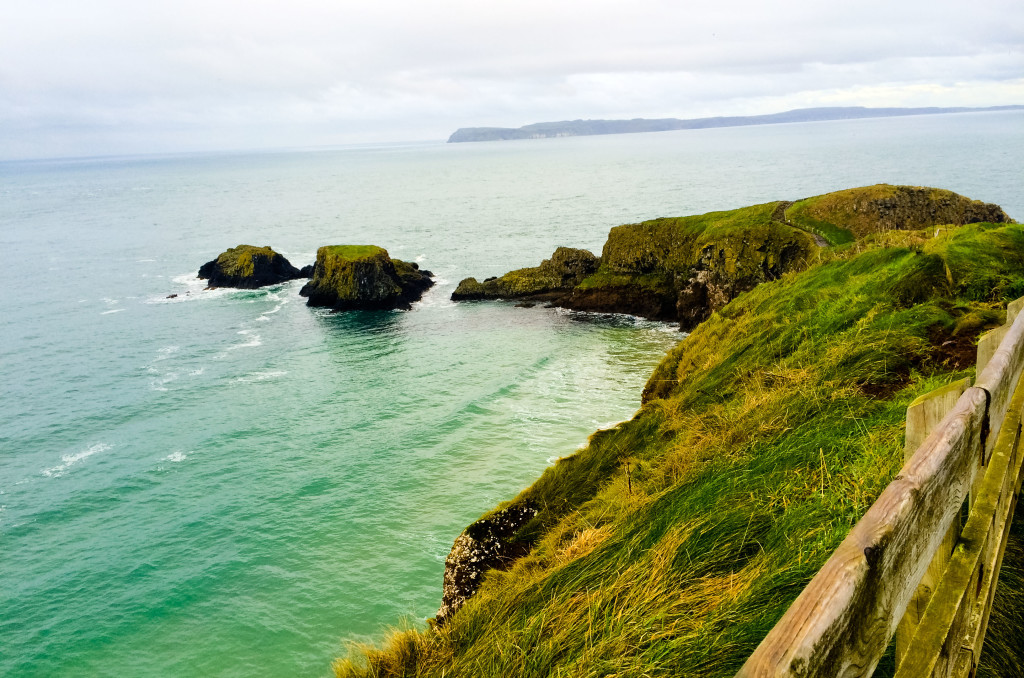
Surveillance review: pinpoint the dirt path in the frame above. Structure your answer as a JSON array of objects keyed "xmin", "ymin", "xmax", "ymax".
[{"xmin": 772, "ymin": 200, "xmax": 828, "ymax": 247}]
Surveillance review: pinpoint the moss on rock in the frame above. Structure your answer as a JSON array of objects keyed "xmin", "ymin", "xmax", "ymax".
[
  {"xmin": 451, "ymin": 247, "xmax": 600, "ymax": 300},
  {"xmin": 299, "ymin": 245, "xmax": 433, "ymax": 311},
  {"xmin": 197, "ymin": 244, "xmax": 304, "ymax": 288}
]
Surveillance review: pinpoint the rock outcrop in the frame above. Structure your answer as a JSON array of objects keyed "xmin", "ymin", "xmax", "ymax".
[
  {"xmin": 451, "ymin": 185, "xmax": 1015, "ymax": 332},
  {"xmin": 299, "ymin": 245, "xmax": 433, "ymax": 311},
  {"xmin": 198, "ymin": 245, "xmax": 306, "ymax": 288},
  {"xmin": 451, "ymin": 247, "xmax": 600, "ymax": 300},
  {"xmin": 436, "ymin": 501, "xmax": 538, "ymax": 625}
]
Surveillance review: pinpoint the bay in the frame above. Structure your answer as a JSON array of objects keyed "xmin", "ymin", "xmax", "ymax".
[{"xmin": 1, "ymin": 110, "xmax": 1022, "ymax": 677}]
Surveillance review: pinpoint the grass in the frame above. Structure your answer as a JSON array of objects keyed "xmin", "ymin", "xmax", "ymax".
[
  {"xmin": 597, "ymin": 202, "xmax": 812, "ymax": 275},
  {"xmin": 215, "ymin": 244, "xmax": 278, "ymax": 277},
  {"xmin": 323, "ymin": 245, "xmax": 388, "ymax": 260},
  {"xmin": 787, "ymin": 185, "xmax": 1011, "ymax": 243},
  {"xmin": 334, "ymin": 222, "xmax": 1024, "ymax": 678}
]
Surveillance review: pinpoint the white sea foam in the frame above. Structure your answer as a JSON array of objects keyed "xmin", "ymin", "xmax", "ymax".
[
  {"xmin": 42, "ymin": 443, "xmax": 111, "ymax": 478},
  {"xmin": 164, "ymin": 450, "xmax": 190, "ymax": 463},
  {"xmin": 149, "ymin": 372, "xmax": 180, "ymax": 391},
  {"xmin": 101, "ymin": 308, "xmax": 125, "ymax": 315},
  {"xmin": 102, "ymin": 297, "xmax": 119, "ymax": 306},
  {"xmin": 228, "ymin": 329, "xmax": 262, "ymax": 350},
  {"xmin": 232, "ymin": 370, "xmax": 287, "ymax": 383},
  {"xmin": 154, "ymin": 346, "xmax": 179, "ymax": 360}
]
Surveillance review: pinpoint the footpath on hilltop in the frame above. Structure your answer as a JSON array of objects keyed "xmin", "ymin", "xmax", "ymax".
[{"xmin": 335, "ymin": 184, "xmax": 1024, "ymax": 678}]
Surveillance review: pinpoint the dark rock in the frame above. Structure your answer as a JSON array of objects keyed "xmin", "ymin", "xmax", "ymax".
[
  {"xmin": 298, "ymin": 264, "xmax": 314, "ymax": 278},
  {"xmin": 298, "ymin": 245, "xmax": 434, "ymax": 311},
  {"xmin": 436, "ymin": 501, "xmax": 538, "ymax": 625},
  {"xmin": 197, "ymin": 245, "xmax": 303, "ymax": 289},
  {"xmin": 166, "ymin": 293, "xmax": 177, "ymax": 299}
]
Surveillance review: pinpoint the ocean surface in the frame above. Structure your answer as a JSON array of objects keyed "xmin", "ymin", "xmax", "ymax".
[{"xmin": 2, "ymin": 111, "xmax": 1022, "ymax": 677}]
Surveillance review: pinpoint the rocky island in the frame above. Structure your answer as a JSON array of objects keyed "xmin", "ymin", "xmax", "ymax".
[
  {"xmin": 197, "ymin": 244, "xmax": 309, "ymax": 288},
  {"xmin": 299, "ymin": 245, "xmax": 433, "ymax": 311},
  {"xmin": 453, "ymin": 185, "xmax": 1012, "ymax": 330}
]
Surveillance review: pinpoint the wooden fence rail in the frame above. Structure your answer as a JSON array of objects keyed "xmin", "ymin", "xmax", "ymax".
[{"xmin": 736, "ymin": 297, "xmax": 1024, "ymax": 678}]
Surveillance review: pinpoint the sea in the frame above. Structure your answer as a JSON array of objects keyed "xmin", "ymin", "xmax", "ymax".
[{"xmin": 2, "ymin": 111, "xmax": 1022, "ymax": 677}]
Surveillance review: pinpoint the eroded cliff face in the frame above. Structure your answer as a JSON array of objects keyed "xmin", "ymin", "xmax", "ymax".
[
  {"xmin": 569, "ymin": 209, "xmax": 815, "ymax": 329},
  {"xmin": 299, "ymin": 245, "xmax": 433, "ymax": 311},
  {"xmin": 197, "ymin": 244, "xmax": 305, "ymax": 288}
]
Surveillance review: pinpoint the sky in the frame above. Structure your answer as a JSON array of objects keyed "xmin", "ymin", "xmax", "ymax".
[{"xmin": 1, "ymin": 0, "xmax": 1021, "ymax": 159}]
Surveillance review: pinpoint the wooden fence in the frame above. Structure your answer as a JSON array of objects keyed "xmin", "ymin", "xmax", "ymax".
[{"xmin": 736, "ymin": 297, "xmax": 1024, "ymax": 678}]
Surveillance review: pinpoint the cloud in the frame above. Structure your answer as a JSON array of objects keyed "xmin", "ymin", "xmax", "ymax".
[{"xmin": 0, "ymin": 0, "xmax": 1021, "ymax": 157}]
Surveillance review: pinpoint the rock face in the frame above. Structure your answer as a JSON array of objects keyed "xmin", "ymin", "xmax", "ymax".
[
  {"xmin": 299, "ymin": 245, "xmax": 433, "ymax": 311},
  {"xmin": 436, "ymin": 501, "xmax": 538, "ymax": 625},
  {"xmin": 198, "ymin": 245, "xmax": 306, "ymax": 288},
  {"xmin": 566, "ymin": 208, "xmax": 815, "ymax": 329},
  {"xmin": 451, "ymin": 247, "xmax": 600, "ymax": 300}
]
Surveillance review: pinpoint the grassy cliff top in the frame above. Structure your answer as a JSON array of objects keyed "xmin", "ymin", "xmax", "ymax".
[
  {"xmin": 787, "ymin": 184, "xmax": 1013, "ymax": 244},
  {"xmin": 215, "ymin": 244, "xmax": 279, "ymax": 277},
  {"xmin": 596, "ymin": 202, "xmax": 786, "ymax": 274},
  {"xmin": 337, "ymin": 221, "xmax": 1024, "ymax": 677},
  {"xmin": 320, "ymin": 245, "xmax": 389, "ymax": 260}
]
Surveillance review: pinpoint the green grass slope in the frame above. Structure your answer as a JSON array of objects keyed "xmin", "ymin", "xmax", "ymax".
[{"xmin": 337, "ymin": 223, "xmax": 1024, "ymax": 678}]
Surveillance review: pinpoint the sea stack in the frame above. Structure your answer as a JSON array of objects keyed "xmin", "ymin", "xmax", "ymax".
[
  {"xmin": 198, "ymin": 245, "xmax": 306, "ymax": 288},
  {"xmin": 299, "ymin": 245, "xmax": 433, "ymax": 311}
]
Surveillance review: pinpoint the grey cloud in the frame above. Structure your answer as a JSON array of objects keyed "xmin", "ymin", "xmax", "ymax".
[{"xmin": 0, "ymin": 0, "xmax": 1021, "ymax": 158}]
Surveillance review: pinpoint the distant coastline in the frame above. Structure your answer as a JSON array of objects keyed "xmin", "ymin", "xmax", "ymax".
[{"xmin": 447, "ymin": 105, "xmax": 1024, "ymax": 142}]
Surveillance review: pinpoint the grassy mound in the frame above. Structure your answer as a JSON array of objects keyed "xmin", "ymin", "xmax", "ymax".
[
  {"xmin": 336, "ymin": 222, "xmax": 1024, "ymax": 677},
  {"xmin": 787, "ymin": 185, "xmax": 1012, "ymax": 245}
]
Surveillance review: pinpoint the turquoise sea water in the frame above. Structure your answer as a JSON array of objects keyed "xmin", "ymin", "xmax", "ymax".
[{"xmin": 2, "ymin": 111, "xmax": 1023, "ymax": 677}]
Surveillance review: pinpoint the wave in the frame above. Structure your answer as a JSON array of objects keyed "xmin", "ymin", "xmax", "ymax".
[
  {"xmin": 228, "ymin": 329, "xmax": 262, "ymax": 350},
  {"xmin": 42, "ymin": 443, "xmax": 111, "ymax": 478},
  {"xmin": 101, "ymin": 308, "xmax": 125, "ymax": 315},
  {"xmin": 232, "ymin": 370, "xmax": 287, "ymax": 384}
]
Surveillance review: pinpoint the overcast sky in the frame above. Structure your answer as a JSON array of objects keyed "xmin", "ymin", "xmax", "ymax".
[{"xmin": 1, "ymin": 0, "xmax": 1021, "ymax": 159}]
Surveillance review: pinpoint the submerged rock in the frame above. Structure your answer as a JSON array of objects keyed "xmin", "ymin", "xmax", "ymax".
[
  {"xmin": 299, "ymin": 245, "xmax": 433, "ymax": 311},
  {"xmin": 197, "ymin": 244, "xmax": 304, "ymax": 288}
]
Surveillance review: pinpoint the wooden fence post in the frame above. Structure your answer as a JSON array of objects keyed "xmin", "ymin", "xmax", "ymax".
[{"xmin": 895, "ymin": 377, "xmax": 972, "ymax": 665}]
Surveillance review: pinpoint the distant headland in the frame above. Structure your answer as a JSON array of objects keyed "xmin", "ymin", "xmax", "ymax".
[{"xmin": 447, "ymin": 105, "xmax": 1024, "ymax": 143}]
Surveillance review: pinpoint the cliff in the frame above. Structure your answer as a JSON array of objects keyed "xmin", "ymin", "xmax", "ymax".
[
  {"xmin": 299, "ymin": 245, "xmax": 433, "ymax": 311},
  {"xmin": 338, "ymin": 195, "xmax": 1024, "ymax": 677},
  {"xmin": 197, "ymin": 244, "xmax": 305, "ymax": 288},
  {"xmin": 452, "ymin": 185, "xmax": 1012, "ymax": 331}
]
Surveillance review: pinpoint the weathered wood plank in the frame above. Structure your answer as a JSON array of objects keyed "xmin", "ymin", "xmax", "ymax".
[
  {"xmin": 895, "ymin": 369, "xmax": 1024, "ymax": 678},
  {"xmin": 895, "ymin": 378, "xmax": 971, "ymax": 664},
  {"xmin": 975, "ymin": 303, "xmax": 1024, "ymax": 461},
  {"xmin": 736, "ymin": 389, "xmax": 988, "ymax": 678}
]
